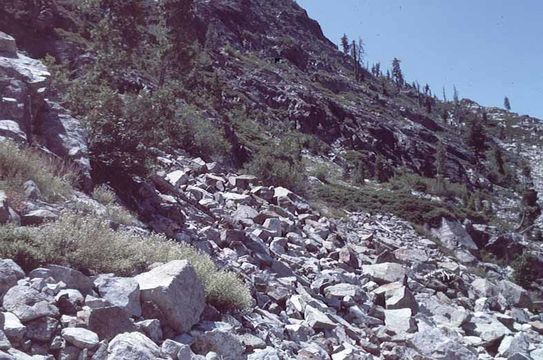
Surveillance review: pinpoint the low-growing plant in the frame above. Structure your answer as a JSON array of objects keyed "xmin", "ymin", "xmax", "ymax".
[
  {"xmin": 0, "ymin": 140, "xmax": 75, "ymax": 202},
  {"xmin": 245, "ymin": 136, "xmax": 307, "ymax": 194},
  {"xmin": 0, "ymin": 215, "xmax": 251, "ymax": 309},
  {"xmin": 92, "ymin": 184, "xmax": 117, "ymax": 206},
  {"xmin": 511, "ymin": 253, "xmax": 540, "ymax": 288},
  {"xmin": 312, "ymin": 183, "xmax": 487, "ymax": 227},
  {"xmin": 312, "ymin": 165, "xmax": 329, "ymax": 182}
]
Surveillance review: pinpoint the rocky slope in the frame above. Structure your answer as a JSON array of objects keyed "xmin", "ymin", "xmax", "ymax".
[{"xmin": 2, "ymin": 0, "xmax": 543, "ymax": 359}]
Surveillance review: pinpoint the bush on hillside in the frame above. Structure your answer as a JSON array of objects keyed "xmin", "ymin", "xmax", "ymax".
[
  {"xmin": 312, "ymin": 183, "xmax": 487, "ymax": 227},
  {"xmin": 0, "ymin": 140, "xmax": 75, "ymax": 202},
  {"xmin": 0, "ymin": 214, "xmax": 251, "ymax": 309},
  {"xmin": 245, "ymin": 136, "xmax": 307, "ymax": 194},
  {"xmin": 511, "ymin": 253, "xmax": 540, "ymax": 289}
]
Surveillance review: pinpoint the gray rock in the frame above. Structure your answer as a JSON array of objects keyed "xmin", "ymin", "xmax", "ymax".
[
  {"xmin": 0, "ymin": 259, "xmax": 25, "ymax": 301},
  {"xmin": 88, "ymin": 306, "xmax": 136, "ymax": 341},
  {"xmin": 166, "ymin": 170, "xmax": 189, "ymax": 187},
  {"xmin": 471, "ymin": 278, "xmax": 495, "ymax": 297},
  {"xmin": 0, "ymin": 331, "xmax": 10, "ymax": 351},
  {"xmin": 107, "ymin": 332, "xmax": 167, "ymax": 360},
  {"xmin": 497, "ymin": 280, "xmax": 532, "ymax": 308},
  {"xmin": 247, "ymin": 347, "xmax": 281, "ymax": 360},
  {"xmin": 0, "ymin": 121, "xmax": 27, "ymax": 145},
  {"xmin": 25, "ymin": 316, "xmax": 58, "ymax": 342},
  {"xmin": 462, "ymin": 312, "xmax": 511, "ymax": 345},
  {"xmin": 62, "ymin": 327, "xmax": 99, "ymax": 350},
  {"xmin": 0, "ymin": 32, "xmax": 17, "ymax": 57},
  {"xmin": 2, "ymin": 285, "xmax": 59, "ymax": 322},
  {"xmin": 135, "ymin": 260, "xmax": 205, "ymax": 333},
  {"xmin": 384, "ymin": 308, "xmax": 417, "ymax": 335},
  {"xmin": 0, "ymin": 350, "xmax": 13, "ymax": 360},
  {"xmin": 431, "ymin": 218, "xmax": 478, "ymax": 252},
  {"xmin": 324, "ymin": 283, "xmax": 363, "ymax": 300},
  {"xmin": 409, "ymin": 328, "xmax": 477, "ymax": 360},
  {"xmin": 304, "ymin": 305, "xmax": 336, "ymax": 330},
  {"xmin": 497, "ymin": 333, "xmax": 530, "ymax": 358},
  {"xmin": 161, "ymin": 339, "xmax": 189, "ymax": 359},
  {"xmin": 22, "ymin": 180, "xmax": 41, "ymax": 200},
  {"xmin": 20, "ymin": 209, "xmax": 58, "ymax": 226},
  {"xmin": 95, "ymin": 276, "xmax": 141, "ymax": 317},
  {"xmin": 192, "ymin": 329, "xmax": 246, "ymax": 360},
  {"xmin": 385, "ymin": 286, "xmax": 418, "ymax": 313},
  {"xmin": 136, "ymin": 319, "xmax": 162, "ymax": 344},
  {"xmin": 37, "ymin": 265, "xmax": 93, "ymax": 295},
  {"xmin": 0, "ymin": 312, "xmax": 26, "ymax": 344},
  {"xmin": 362, "ymin": 262, "xmax": 406, "ymax": 284}
]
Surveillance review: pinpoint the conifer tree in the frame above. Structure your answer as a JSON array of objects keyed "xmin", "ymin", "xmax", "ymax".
[
  {"xmin": 466, "ymin": 117, "xmax": 487, "ymax": 161},
  {"xmin": 391, "ymin": 58, "xmax": 404, "ymax": 87},
  {"xmin": 340, "ymin": 34, "xmax": 350, "ymax": 54},
  {"xmin": 504, "ymin": 96, "xmax": 511, "ymax": 111}
]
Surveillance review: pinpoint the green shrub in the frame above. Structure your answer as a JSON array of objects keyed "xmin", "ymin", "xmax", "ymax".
[
  {"xmin": 0, "ymin": 214, "xmax": 251, "ymax": 309},
  {"xmin": 0, "ymin": 140, "xmax": 75, "ymax": 202},
  {"xmin": 312, "ymin": 183, "xmax": 486, "ymax": 227},
  {"xmin": 245, "ymin": 137, "xmax": 307, "ymax": 194},
  {"xmin": 511, "ymin": 253, "xmax": 539, "ymax": 288},
  {"xmin": 312, "ymin": 165, "xmax": 329, "ymax": 182},
  {"xmin": 92, "ymin": 184, "xmax": 117, "ymax": 206}
]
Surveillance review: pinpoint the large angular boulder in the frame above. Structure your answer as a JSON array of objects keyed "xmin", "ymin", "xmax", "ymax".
[
  {"xmin": 384, "ymin": 308, "xmax": 417, "ymax": 335},
  {"xmin": 61, "ymin": 327, "xmax": 99, "ymax": 350},
  {"xmin": 497, "ymin": 280, "xmax": 532, "ymax": 309},
  {"xmin": 385, "ymin": 286, "xmax": 418, "ymax": 313},
  {"xmin": 87, "ymin": 306, "xmax": 137, "ymax": 341},
  {"xmin": 192, "ymin": 329, "xmax": 246, "ymax": 360},
  {"xmin": 38, "ymin": 100, "xmax": 92, "ymax": 189},
  {"xmin": 30, "ymin": 265, "xmax": 93, "ymax": 295},
  {"xmin": 134, "ymin": 260, "xmax": 205, "ymax": 333},
  {"xmin": 2, "ymin": 285, "xmax": 58, "ymax": 322},
  {"xmin": 95, "ymin": 276, "xmax": 141, "ymax": 317},
  {"xmin": 0, "ymin": 32, "xmax": 17, "ymax": 58},
  {"xmin": 304, "ymin": 305, "xmax": 337, "ymax": 330},
  {"xmin": 0, "ymin": 312, "xmax": 26, "ymax": 344},
  {"xmin": 462, "ymin": 312, "xmax": 511, "ymax": 346},
  {"xmin": 497, "ymin": 333, "xmax": 530, "ymax": 358},
  {"xmin": 409, "ymin": 328, "xmax": 477, "ymax": 360},
  {"xmin": 362, "ymin": 263, "xmax": 406, "ymax": 284},
  {"xmin": 107, "ymin": 332, "xmax": 167, "ymax": 360},
  {"xmin": 431, "ymin": 218, "xmax": 478, "ymax": 252},
  {"xmin": 0, "ymin": 259, "xmax": 25, "ymax": 301}
]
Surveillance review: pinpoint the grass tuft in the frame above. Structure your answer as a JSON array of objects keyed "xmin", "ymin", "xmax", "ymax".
[
  {"xmin": 0, "ymin": 140, "xmax": 75, "ymax": 202},
  {"xmin": 0, "ymin": 214, "xmax": 251, "ymax": 310}
]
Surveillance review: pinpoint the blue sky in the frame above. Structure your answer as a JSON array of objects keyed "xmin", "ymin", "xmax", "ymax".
[{"xmin": 296, "ymin": 0, "xmax": 543, "ymax": 119}]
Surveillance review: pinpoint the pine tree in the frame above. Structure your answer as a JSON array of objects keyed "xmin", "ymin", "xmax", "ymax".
[
  {"xmin": 340, "ymin": 34, "xmax": 350, "ymax": 54},
  {"xmin": 435, "ymin": 140, "xmax": 446, "ymax": 178},
  {"xmin": 453, "ymin": 85, "xmax": 459, "ymax": 104},
  {"xmin": 504, "ymin": 96, "xmax": 511, "ymax": 111},
  {"xmin": 494, "ymin": 147, "xmax": 505, "ymax": 175},
  {"xmin": 373, "ymin": 62, "xmax": 381, "ymax": 77},
  {"xmin": 442, "ymin": 87, "xmax": 447, "ymax": 102},
  {"xmin": 391, "ymin": 58, "xmax": 404, "ymax": 87},
  {"xmin": 466, "ymin": 117, "xmax": 487, "ymax": 161},
  {"xmin": 352, "ymin": 160, "xmax": 366, "ymax": 185}
]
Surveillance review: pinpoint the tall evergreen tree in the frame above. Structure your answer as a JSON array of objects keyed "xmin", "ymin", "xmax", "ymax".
[
  {"xmin": 391, "ymin": 58, "xmax": 404, "ymax": 87},
  {"xmin": 340, "ymin": 34, "xmax": 350, "ymax": 54},
  {"xmin": 435, "ymin": 141, "xmax": 446, "ymax": 178},
  {"xmin": 466, "ymin": 117, "xmax": 487, "ymax": 161},
  {"xmin": 453, "ymin": 85, "xmax": 459, "ymax": 104},
  {"xmin": 504, "ymin": 96, "xmax": 511, "ymax": 110}
]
